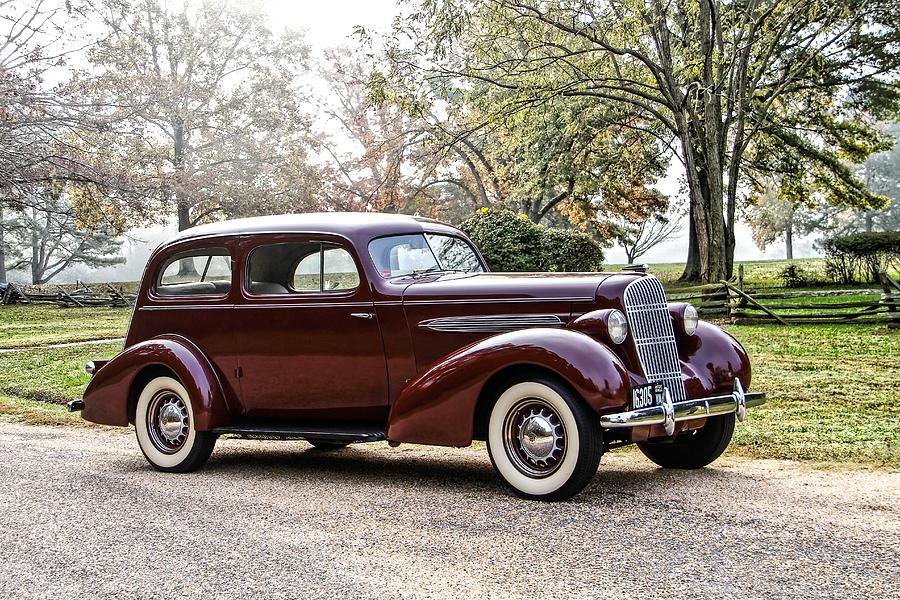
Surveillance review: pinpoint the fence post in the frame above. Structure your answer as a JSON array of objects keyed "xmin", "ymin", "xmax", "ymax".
[{"xmin": 879, "ymin": 271, "xmax": 900, "ymax": 330}]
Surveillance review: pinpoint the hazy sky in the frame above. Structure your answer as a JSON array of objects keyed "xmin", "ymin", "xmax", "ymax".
[
  {"xmin": 49, "ymin": 0, "xmax": 808, "ymax": 284},
  {"xmin": 261, "ymin": 0, "xmax": 400, "ymax": 49}
]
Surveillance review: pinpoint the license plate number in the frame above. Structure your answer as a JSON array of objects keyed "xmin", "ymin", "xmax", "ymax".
[{"xmin": 631, "ymin": 383, "xmax": 664, "ymax": 410}]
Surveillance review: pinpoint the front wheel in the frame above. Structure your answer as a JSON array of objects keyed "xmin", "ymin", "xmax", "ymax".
[
  {"xmin": 135, "ymin": 376, "xmax": 216, "ymax": 472},
  {"xmin": 486, "ymin": 378, "xmax": 603, "ymax": 501},
  {"xmin": 637, "ymin": 414, "xmax": 735, "ymax": 469}
]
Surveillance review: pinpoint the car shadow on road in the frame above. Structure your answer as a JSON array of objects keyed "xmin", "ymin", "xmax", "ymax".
[{"xmin": 153, "ymin": 441, "xmax": 753, "ymax": 503}]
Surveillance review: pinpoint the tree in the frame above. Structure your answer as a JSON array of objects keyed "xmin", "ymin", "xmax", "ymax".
[
  {"xmin": 747, "ymin": 122, "xmax": 900, "ymax": 256},
  {"xmin": 614, "ymin": 204, "xmax": 684, "ymax": 264},
  {"xmin": 380, "ymin": 28, "xmax": 672, "ymax": 235},
  {"xmin": 400, "ymin": 0, "xmax": 900, "ymax": 282},
  {"xmin": 71, "ymin": 0, "xmax": 320, "ymax": 233},
  {"xmin": 4, "ymin": 182, "xmax": 123, "ymax": 284},
  {"xmin": 0, "ymin": 0, "xmax": 111, "ymax": 281},
  {"xmin": 464, "ymin": 92, "xmax": 670, "ymax": 232},
  {"xmin": 316, "ymin": 47, "xmax": 471, "ymax": 216},
  {"xmin": 858, "ymin": 122, "xmax": 900, "ymax": 232}
]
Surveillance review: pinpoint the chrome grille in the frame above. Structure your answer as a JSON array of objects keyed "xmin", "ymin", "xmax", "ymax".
[{"xmin": 623, "ymin": 276, "xmax": 686, "ymax": 402}]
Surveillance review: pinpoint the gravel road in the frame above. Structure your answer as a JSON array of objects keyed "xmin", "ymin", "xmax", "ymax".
[{"xmin": 0, "ymin": 422, "xmax": 897, "ymax": 600}]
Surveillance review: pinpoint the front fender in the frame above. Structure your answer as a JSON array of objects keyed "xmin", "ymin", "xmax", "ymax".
[
  {"xmin": 82, "ymin": 334, "xmax": 230, "ymax": 430},
  {"xmin": 678, "ymin": 321, "xmax": 752, "ymax": 398},
  {"xmin": 386, "ymin": 328, "xmax": 630, "ymax": 447}
]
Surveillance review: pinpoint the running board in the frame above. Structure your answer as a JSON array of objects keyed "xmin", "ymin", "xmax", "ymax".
[{"xmin": 212, "ymin": 423, "xmax": 385, "ymax": 443}]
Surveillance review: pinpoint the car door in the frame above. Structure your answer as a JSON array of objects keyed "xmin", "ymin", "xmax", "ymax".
[{"xmin": 234, "ymin": 234, "xmax": 390, "ymax": 423}]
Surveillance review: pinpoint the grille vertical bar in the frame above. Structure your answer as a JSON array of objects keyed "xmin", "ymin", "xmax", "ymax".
[{"xmin": 623, "ymin": 276, "xmax": 686, "ymax": 402}]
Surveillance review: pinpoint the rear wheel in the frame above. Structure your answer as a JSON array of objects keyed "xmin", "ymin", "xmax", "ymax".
[
  {"xmin": 135, "ymin": 376, "xmax": 216, "ymax": 472},
  {"xmin": 486, "ymin": 377, "xmax": 603, "ymax": 501},
  {"xmin": 637, "ymin": 414, "xmax": 735, "ymax": 469}
]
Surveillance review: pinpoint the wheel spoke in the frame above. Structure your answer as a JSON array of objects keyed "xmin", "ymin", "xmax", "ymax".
[
  {"xmin": 147, "ymin": 391, "xmax": 190, "ymax": 454},
  {"xmin": 502, "ymin": 398, "xmax": 567, "ymax": 478}
]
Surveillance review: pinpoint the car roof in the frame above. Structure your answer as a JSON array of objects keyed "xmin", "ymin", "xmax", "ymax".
[{"xmin": 163, "ymin": 212, "xmax": 454, "ymax": 246}]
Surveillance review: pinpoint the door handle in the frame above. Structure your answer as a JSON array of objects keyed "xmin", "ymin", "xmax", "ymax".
[{"xmin": 351, "ymin": 312, "xmax": 375, "ymax": 319}]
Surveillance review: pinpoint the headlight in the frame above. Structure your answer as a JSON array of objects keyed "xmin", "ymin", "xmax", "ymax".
[
  {"xmin": 683, "ymin": 304, "xmax": 699, "ymax": 335},
  {"xmin": 607, "ymin": 309, "xmax": 628, "ymax": 344}
]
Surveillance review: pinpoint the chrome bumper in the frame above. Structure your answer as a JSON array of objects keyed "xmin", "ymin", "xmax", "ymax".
[{"xmin": 599, "ymin": 380, "xmax": 765, "ymax": 436}]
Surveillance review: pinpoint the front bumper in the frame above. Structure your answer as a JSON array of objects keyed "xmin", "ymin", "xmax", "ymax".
[{"xmin": 599, "ymin": 380, "xmax": 765, "ymax": 436}]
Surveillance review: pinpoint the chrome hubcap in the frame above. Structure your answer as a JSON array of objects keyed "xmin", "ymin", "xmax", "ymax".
[
  {"xmin": 519, "ymin": 414, "xmax": 556, "ymax": 461},
  {"xmin": 147, "ymin": 392, "xmax": 189, "ymax": 454},
  {"xmin": 503, "ymin": 399, "xmax": 566, "ymax": 478}
]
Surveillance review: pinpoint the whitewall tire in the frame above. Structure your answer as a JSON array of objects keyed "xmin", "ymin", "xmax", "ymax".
[
  {"xmin": 486, "ymin": 378, "xmax": 603, "ymax": 501},
  {"xmin": 135, "ymin": 376, "xmax": 216, "ymax": 472}
]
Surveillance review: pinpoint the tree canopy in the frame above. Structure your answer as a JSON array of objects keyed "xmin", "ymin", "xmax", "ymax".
[
  {"xmin": 388, "ymin": 0, "xmax": 900, "ymax": 281},
  {"xmin": 69, "ymin": 0, "xmax": 321, "ymax": 231}
]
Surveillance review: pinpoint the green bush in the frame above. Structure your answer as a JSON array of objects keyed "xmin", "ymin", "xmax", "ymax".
[
  {"xmin": 540, "ymin": 227, "xmax": 605, "ymax": 272},
  {"xmin": 459, "ymin": 207, "xmax": 604, "ymax": 272},
  {"xmin": 823, "ymin": 231, "xmax": 900, "ymax": 283},
  {"xmin": 776, "ymin": 263, "xmax": 826, "ymax": 288}
]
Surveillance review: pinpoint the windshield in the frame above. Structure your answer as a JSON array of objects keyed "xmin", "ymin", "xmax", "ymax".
[{"xmin": 368, "ymin": 233, "xmax": 485, "ymax": 279}]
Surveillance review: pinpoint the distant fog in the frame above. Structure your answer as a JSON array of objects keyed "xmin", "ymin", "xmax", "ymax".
[{"xmin": 5, "ymin": 223, "xmax": 177, "ymax": 285}]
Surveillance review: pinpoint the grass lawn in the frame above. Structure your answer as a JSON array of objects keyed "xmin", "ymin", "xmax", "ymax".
[
  {"xmin": 726, "ymin": 324, "xmax": 899, "ymax": 467},
  {"xmin": 0, "ymin": 341, "xmax": 122, "ymax": 426},
  {"xmin": 0, "ymin": 290, "xmax": 897, "ymax": 468},
  {"xmin": 0, "ymin": 304, "xmax": 131, "ymax": 349}
]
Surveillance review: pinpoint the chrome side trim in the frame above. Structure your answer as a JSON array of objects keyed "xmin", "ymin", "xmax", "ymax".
[
  {"xmin": 403, "ymin": 297, "xmax": 592, "ymax": 305},
  {"xmin": 599, "ymin": 381, "xmax": 766, "ymax": 431},
  {"xmin": 419, "ymin": 314, "xmax": 564, "ymax": 333}
]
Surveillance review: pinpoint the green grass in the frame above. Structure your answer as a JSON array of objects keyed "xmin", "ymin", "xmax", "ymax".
[
  {"xmin": 0, "ymin": 304, "xmax": 130, "ymax": 349},
  {"xmin": 0, "ymin": 296, "xmax": 897, "ymax": 468},
  {"xmin": 727, "ymin": 324, "xmax": 899, "ymax": 467},
  {"xmin": 0, "ymin": 341, "xmax": 122, "ymax": 426}
]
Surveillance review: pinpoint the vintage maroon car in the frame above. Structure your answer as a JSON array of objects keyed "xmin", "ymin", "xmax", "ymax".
[{"xmin": 71, "ymin": 213, "xmax": 764, "ymax": 500}]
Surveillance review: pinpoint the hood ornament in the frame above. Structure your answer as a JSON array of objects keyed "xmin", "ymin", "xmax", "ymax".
[{"xmin": 622, "ymin": 264, "xmax": 649, "ymax": 274}]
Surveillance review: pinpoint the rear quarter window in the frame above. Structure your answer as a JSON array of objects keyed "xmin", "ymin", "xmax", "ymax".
[{"xmin": 154, "ymin": 248, "xmax": 232, "ymax": 297}]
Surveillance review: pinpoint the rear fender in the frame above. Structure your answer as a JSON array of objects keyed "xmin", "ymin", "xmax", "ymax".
[
  {"xmin": 386, "ymin": 328, "xmax": 630, "ymax": 447},
  {"xmin": 81, "ymin": 334, "xmax": 230, "ymax": 430}
]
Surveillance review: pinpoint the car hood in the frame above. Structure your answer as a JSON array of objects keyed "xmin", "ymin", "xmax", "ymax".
[{"xmin": 398, "ymin": 272, "xmax": 624, "ymax": 303}]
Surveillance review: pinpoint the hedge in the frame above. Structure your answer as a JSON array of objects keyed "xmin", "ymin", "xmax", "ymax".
[
  {"xmin": 459, "ymin": 208, "xmax": 604, "ymax": 272},
  {"xmin": 823, "ymin": 231, "xmax": 900, "ymax": 283}
]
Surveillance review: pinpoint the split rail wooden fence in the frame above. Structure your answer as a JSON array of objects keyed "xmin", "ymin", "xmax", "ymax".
[
  {"xmin": 1, "ymin": 281, "xmax": 135, "ymax": 308},
  {"xmin": 668, "ymin": 269, "xmax": 900, "ymax": 329}
]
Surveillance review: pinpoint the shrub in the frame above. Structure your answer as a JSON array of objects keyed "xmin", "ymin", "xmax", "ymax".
[
  {"xmin": 459, "ymin": 207, "xmax": 605, "ymax": 272},
  {"xmin": 459, "ymin": 208, "xmax": 543, "ymax": 271},
  {"xmin": 777, "ymin": 264, "xmax": 812, "ymax": 288},
  {"xmin": 540, "ymin": 227, "xmax": 605, "ymax": 272},
  {"xmin": 823, "ymin": 231, "xmax": 900, "ymax": 283}
]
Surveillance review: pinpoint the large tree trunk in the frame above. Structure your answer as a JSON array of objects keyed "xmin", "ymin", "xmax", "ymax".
[
  {"xmin": 0, "ymin": 205, "xmax": 6, "ymax": 283},
  {"xmin": 679, "ymin": 205, "xmax": 701, "ymax": 281},
  {"xmin": 30, "ymin": 211, "xmax": 40, "ymax": 285},
  {"xmin": 173, "ymin": 116, "xmax": 191, "ymax": 233},
  {"xmin": 785, "ymin": 220, "xmax": 794, "ymax": 260},
  {"xmin": 172, "ymin": 116, "xmax": 198, "ymax": 277},
  {"xmin": 177, "ymin": 203, "xmax": 191, "ymax": 232},
  {"xmin": 680, "ymin": 139, "xmax": 728, "ymax": 284}
]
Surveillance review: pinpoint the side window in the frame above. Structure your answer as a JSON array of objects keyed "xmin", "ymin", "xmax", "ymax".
[
  {"xmin": 247, "ymin": 241, "xmax": 360, "ymax": 295},
  {"xmin": 292, "ymin": 252, "xmax": 322, "ymax": 292},
  {"xmin": 323, "ymin": 247, "xmax": 360, "ymax": 291},
  {"xmin": 155, "ymin": 249, "xmax": 232, "ymax": 296}
]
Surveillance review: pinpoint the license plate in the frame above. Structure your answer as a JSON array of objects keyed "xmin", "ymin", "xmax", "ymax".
[{"xmin": 631, "ymin": 383, "xmax": 664, "ymax": 410}]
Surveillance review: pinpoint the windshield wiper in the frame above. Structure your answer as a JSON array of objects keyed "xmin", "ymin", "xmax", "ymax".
[{"xmin": 404, "ymin": 267, "xmax": 471, "ymax": 279}]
